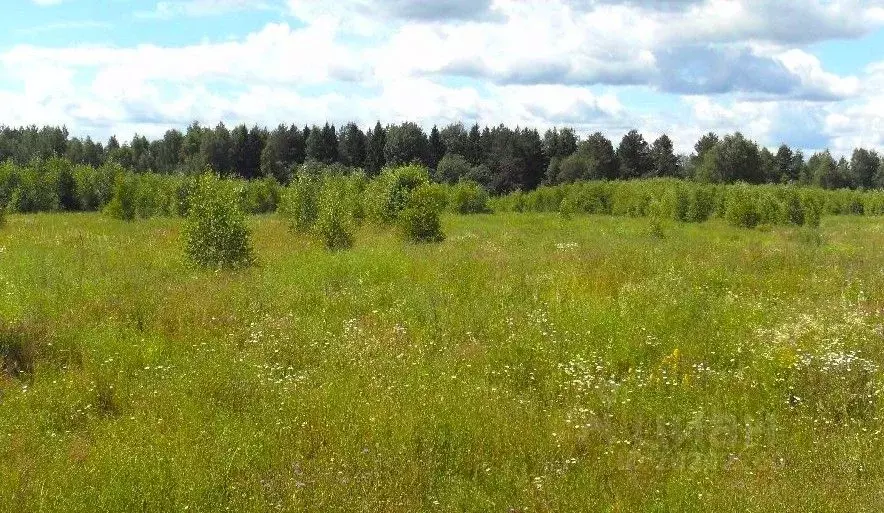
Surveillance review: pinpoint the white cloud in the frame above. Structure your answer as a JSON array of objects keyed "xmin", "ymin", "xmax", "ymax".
[
  {"xmin": 0, "ymin": 0, "xmax": 882, "ymax": 156},
  {"xmin": 138, "ymin": 0, "xmax": 275, "ymax": 19}
]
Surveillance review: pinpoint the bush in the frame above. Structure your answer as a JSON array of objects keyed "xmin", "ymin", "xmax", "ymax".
[
  {"xmin": 724, "ymin": 187, "xmax": 761, "ymax": 228},
  {"xmin": 801, "ymin": 192, "xmax": 823, "ymax": 228},
  {"xmin": 757, "ymin": 191, "xmax": 786, "ymax": 226},
  {"xmin": 449, "ymin": 181, "xmax": 491, "ymax": 214},
  {"xmin": 241, "ymin": 177, "xmax": 281, "ymax": 214},
  {"xmin": 183, "ymin": 175, "xmax": 255, "ymax": 269},
  {"xmin": 558, "ymin": 193, "xmax": 576, "ymax": 220},
  {"xmin": 399, "ymin": 183, "xmax": 445, "ymax": 243},
  {"xmin": 364, "ymin": 165, "xmax": 431, "ymax": 224},
  {"xmin": 103, "ymin": 173, "xmax": 137, "ymax": 221},
  {"xmin": 315, "ymin": 176, "xmax": 356, "ymax": 250},
  {"xmin": 283, "ymin": 172, "xmax": 322, "ymax": 232},
  {"xmin": 687, "ymin": 184, "xmax": 716, "ymax": 222},
  {"xmin": 661, "ymin": 183, "xmax": 690, "ymax": 222},
  {"xmin": 782, "ymin": 188, "xmax": 805, "ymax": 225},
  {"xmin": 435, "ymin": 153, "xmax": 471, "ymax": 185}
]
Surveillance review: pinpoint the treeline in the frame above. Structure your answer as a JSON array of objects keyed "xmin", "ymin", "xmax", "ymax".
[{"xmin": 2, "ymin": 123, "xmax": 883, "ymax": 192}]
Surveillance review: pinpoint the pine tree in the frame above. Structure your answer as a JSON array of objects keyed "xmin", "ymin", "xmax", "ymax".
[
  {"xmin": 616, "ymin": 129, "xmax": 652, "ymax": 179},
  {"xmin": 650, "ymin": 134, "xmax": 678, "ymax": 177},
  {"xmin": 365, "ymin": 121, "xmax": 386, "ymax": 176},
  {"xmin": 428, "ymin": 125, "xmax": 445, "ymax": 170}
]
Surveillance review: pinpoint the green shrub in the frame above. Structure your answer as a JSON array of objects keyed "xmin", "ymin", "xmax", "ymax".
[
  {"xmin": 647, "ymin": 199, "xmax": 666, "ymax": 238},
  {"xmin": 133, "ymin": 174, "xmax": 176, "ymax": 218},
  {"xmin": 399, "ymin": 183, "xmax": 445, "ymax": 243},
  {"xmin": 174, "ymin": 175, "xmax": 200, "ymax": 217},
  {"xmin": 558, "ymin": 193, "xmax": 576, "ymax": 220},
  {"xmin": 757, "ymin": 191, "xmax": 786, "ymax": 226},
  {"xmin": 103, "ymin": 173, "xmax": 137, "ymax": 221},
  {"xmin": 450, "ymin": 181, "xmax": 491, "ymax": 214},
  {"xmin": 782, "ymin": 188, "xmax": 805, "ymax": 225},
  {"xmin": 687, "ymin": 184, "xmax": 716, "ymax": 222},
  {"xmin": 365, "ymin": 165, "xmax": 431, "ymax": 224},
  {"xmin": 183, "ymin": 175, "xmax": 255, "ymax": 270},
  {"xmin": 570, "ymin": 182, "xmax": 612, "ymax": 215},
  {"xmin": 315, "ymin": 176, "xmax": 356, "ymax": 250},
  {"xmin": 241, "ymin": 177, "xmax": 281, "ymax": 214},
  {"xmin": 724, "ymin": 187, "xmax": 761, "ymax": 228},
  {"xmin": 662, "ymin": 183, "xmax": 690, "ymax": 222},
  {"xmin": 283, "ymin": 173, "xmax": 322, "ymax": 232},
  {"xmin": 9, "ymin": 163, "xmax": 59, "ymax": 213},
  {"xmin": 865, "ymin": 191, "xmax": 884, "ymax": 216},
  {"xmin": 802, "ymin": 194, "xmax": 822, "ymax": 228}
]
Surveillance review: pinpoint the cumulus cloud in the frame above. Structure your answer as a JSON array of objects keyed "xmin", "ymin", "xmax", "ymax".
[{"xmin": 0, "ymin": 0, "xmax": 882, "ymax": 156}]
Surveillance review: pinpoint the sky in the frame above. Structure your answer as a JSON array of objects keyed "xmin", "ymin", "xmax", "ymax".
[{"xmin": 1, "ymin": 0, "xmax": 883, "ymax": 156}]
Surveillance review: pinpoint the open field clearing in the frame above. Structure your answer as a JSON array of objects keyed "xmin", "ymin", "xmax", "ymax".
[{"xmin": 2, "ymin": 212, "xmax": 884, "ymax": 511}]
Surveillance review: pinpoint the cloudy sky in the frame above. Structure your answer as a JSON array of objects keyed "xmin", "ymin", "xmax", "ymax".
[{"xmin": 1, "ymin": 0, "xmax": 883, "ymax": 155}]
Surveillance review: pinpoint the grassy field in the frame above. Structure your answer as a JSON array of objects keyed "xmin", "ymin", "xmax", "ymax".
[{"xmin": 1, "ymin": 212, "xmax": 884, "ymax": 512}]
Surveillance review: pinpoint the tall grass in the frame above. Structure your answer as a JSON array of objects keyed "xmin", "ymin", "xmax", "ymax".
[{"xmin": 1, "ymin": 211, "xmax": 883, "ymax": 510}]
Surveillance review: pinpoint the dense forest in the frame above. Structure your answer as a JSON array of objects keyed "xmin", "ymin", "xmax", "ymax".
[{"xmin": 1, "ymin": 122, "xmax": 883, "ymax": 192}]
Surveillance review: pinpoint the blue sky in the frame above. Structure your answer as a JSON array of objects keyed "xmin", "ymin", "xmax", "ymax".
[{"xmin": 1, "ymin": 0, "xmax": 882, "ymax": 156}]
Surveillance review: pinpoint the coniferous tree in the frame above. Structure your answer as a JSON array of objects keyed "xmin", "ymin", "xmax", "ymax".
[
  {"xmin": 428, "ymin": 125, "xmax": 445, "ymax": 170},
  {"xmin": 650, "ymin": 134, "xmax": 678, "ymax": 177},
  {"xmin": 338, "ymin": 122, "xmax": 367, "ymax": 169},
  {"xmin": 616, "ymin": 129, "xmax": 652, "ymax": 179},
  {"xmin": 467, "ymin": 123, "xmax": 482, "ymax": 166},
  {"xmin": 775, "ymin": 144, "xmax": 794, "ymax": 183},
  {"xmin": 305, "ymin": 125, "xmax": 325, "ymax": 163},
  {"xmin": 365, "ymin": 121, "xmax": 386, "ymax": 176},
  {"xmin": 582, "ymin": 132, "xmax": 619, "ymax": 180}
]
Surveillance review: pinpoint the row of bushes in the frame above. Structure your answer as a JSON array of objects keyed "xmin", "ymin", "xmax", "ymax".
[
  {"xmin": 494, "ymin": 179, "xmax": 884, "ymax": 228},
  {"xmin": 0, "ymin": 158, "xmax": 282, "ymax": 219},
  {"xmin": 282, "ymin": 165, "xmax": 451, "ymax": 248},
  {"xmin": 0, "ymin": 158, "xmax": 491, "ymax": 221}
]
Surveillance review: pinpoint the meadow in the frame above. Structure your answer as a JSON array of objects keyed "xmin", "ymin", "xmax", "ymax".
[{"xmin": 2, "ymin": 207, "xmax": 884, "ymax": 512}]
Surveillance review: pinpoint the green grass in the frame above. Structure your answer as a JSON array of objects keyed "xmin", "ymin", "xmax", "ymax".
[{"xmin": 1, "ymin": 212, "xmax": 884, "ymax": 512}]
